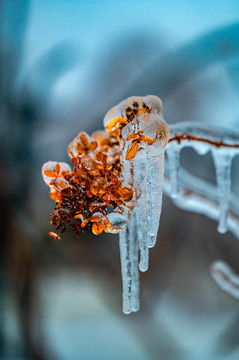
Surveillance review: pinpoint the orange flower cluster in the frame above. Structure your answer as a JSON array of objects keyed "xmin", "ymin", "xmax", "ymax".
[
  {"xmin": 42, "ymin": 131, "xmax": 134, "ymax": 239},
  {"xmin": 42, "ymin": 95, "xmax": 169, "ymax": 240}
]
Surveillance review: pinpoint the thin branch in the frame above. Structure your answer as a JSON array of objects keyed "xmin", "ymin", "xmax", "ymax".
[{"xmin": 169, "ymin": 133, "xmax": 239, "ymax": 149}]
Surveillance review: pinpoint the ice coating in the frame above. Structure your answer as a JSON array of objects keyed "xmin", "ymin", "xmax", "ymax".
[
  {"xmin": 42, "ymin": 161, "xmax": 71, "ymax": 186},
  {"xmin": 103, "ymin": 95, "xmax": 163, "ymax": 136},
  {"xmin": 106, "ymin": 212, "xmax": 128, "ymax": 234},
  {"xmin": 67, "ymin": 131, "xmax": 98, "ymax": 158},
  {"xmin": 105, "ymin": 95, "xmax": 169, "ymax": 312},
  {"xmin": 169, "ymin": 121, "xmax": 239, "ymax": 146},
  {"xmin": 210, "ymin": 260, "xmax": 239, "ymax": 300},
  {"xmin": 121, "ymin": 109, "xmax": 170, "ymax": 251},
  {"xmin": 167, "ymin": 122, "xmax": 239, "ymax": 235}
]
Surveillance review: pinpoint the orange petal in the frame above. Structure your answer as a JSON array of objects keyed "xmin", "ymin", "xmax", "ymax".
[
  {"xmin": 102, "ymin": 193, "xmax": 111, "ymax": 201},
  {"xmin": 140, "ymin": 135, "xmax": 154, "ymax": 145},
  {"xmin": 126, "ymin": 133, "xmax": 138, "ymax": 141},
  {"xmin": 81, "ymin": 219, "xmax": 90, "ymax": 228},
  {"xmin": 90, "ymin": 213, "xmax": 104, "ymax": 222},
  {"xmin": 89, "ymin": 141, "xmax": 98, "ymax": 152},
  {"xmin": 79, "ymin": 133, "xmax": 89, "ymax": 148},
  {"xmin": 75, "ymin": 213, "xmax": 84, "ymax": 221},
  {"xmin": 86, "ymin": 188, "xmax": 93, "ymax": 198},
  {"xmin": 105, "ymin": 164, "xmax": 113, "ymax": 171},
  {"xmin": 105, "ymin": 184, "xmax": 115, "ymax": 192},
  {"xmin": 71, "ymin": 157, "xmax": 78, "ymax": 166},
  {"xmin": 49, "ymin": 232, "xmax": 61, "ymax": 240},
  {"xmin": 92, "ymin": 222, "xmax": 104, "ymax": 235},
  {"xmin": 49, "ymin": 188, "xmax": 61, "ymax": 201},
  {"xmin": 55, "ymin": 163, "xmax": 61, "ymax": 175},
  {"xmin": 126, "ymin": 141, "xmax": 139, "ymax": 160},
  {"xmin": 75, "ymin": 142, "xmax": 85, "ymax": 154},
  {"xmin": 118, "ymin": 187, "xmax": 133, "ymax": 201},
  {"xmin": 109, "ymin": 193, "xmax": 119, "ymax": 201},
  {"xmin": 44, "ymin": 169, "xmax": 56, "ymax": 177},
  {"xmin": 111, "ymin": 174, "xmax": 118, "ymax": 185}
]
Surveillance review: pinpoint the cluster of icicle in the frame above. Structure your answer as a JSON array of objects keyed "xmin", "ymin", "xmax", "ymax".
[
  {"xmin": 104, "ymin": 98, "xmax": 239, "ymax": 313},
  {"xmin": 107, "ymin": 101, "xmax": 239, "ymax": 312},
  {"xmin": 165, "ymin": 122, "xmax": 239, "ymax": 302},
  {"xmin": 104, "ymin": 96, "xmax": 170, "ymax": 314}
]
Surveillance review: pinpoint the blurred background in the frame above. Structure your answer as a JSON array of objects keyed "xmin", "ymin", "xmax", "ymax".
[{"xmin": 1, "ymin": 0, "xmax": 239, "ymax": 359}]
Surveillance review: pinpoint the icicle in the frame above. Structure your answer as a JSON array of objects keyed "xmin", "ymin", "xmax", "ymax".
[
  {"xmin": 166, "ymin": 142, "xmax": 180, "ymax": 198},
  {"xmin": 134, "ymin": 150, "xmax": 149, "ymax": 272},
  {"xmin": 131, "ymin": 212, "xmax": 140, "ymax": 312},
  {"xmin": 211, "ymin": 149, "xmax": 232, "ymax": 234},
  {"xmin": 135, "ymin": 196, "xmax": 149, "ymax": 271},
  {"xmin": 104, "ymin": 96, "xmax": 170, "ymax": 314},
  {"xmin": 145, "ymin": 145, "xmax": 165, "ymax": 248},
  {"xmin": 119, "ymin": 212, "xmax": 139, "ymax": 314},
  {"xmin": 210, "ymin": 260, "xmax": 239, "ymax": 300}
]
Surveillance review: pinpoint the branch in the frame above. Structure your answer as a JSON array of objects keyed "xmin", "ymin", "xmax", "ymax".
[{"xmin": 169, "ymin": 133, "xmax": 239, "ymax": 149}]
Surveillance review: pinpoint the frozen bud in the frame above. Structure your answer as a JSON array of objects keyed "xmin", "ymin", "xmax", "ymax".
[
  {"xmin": 91, "ymin": 130, "xmax": 110, "ymax": 146},
  {"xmin": 144, "ymin": 95, "xmax": 162, "ymax": 115},
  {"xmin": 42, "ymin": 161, "xmax": 71, "ymax": 186},
  {"xmin": 105, "ymin": 212, "xmax": 128, "ymax": 233},
  {"xmin": 52, "ymin": 178, "xmax": 70, "ymax": 191},
  {"xmin": 122, "ymin": 113, "xmax": 170, "ymax": 151},
  {"xmin": 68, "ymin": 131, "xmax": 98, "ymax": 158},
  {"xmin": 103, "ymin": 95, "xmax": 163, "ymax": 136}
]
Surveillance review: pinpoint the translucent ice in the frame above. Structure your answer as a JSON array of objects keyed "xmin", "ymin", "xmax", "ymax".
[
  {"xmin": 212, "ymin": 149, "xmax": 232, "ymax": 234},
  {"xmin": 105, "ymin": 95, "xmax": 170, "ymax": 313},
  {"xmin": 210, "ymin": 260, "xmax": 239, "ymax": 300},
  {"xmin": 166, "ymin": 142, "xmax": 180, "ymax": 198},
  {"xmin": 134, "ymin": 150, "xmax": 149, "ymax": 272},
  {"xmin": 168, "ymin": 122, "xmax": 239, "ymax": 236},
  {"xmin": 103, "ymin": 95, "xmax": 163, "ymax": 134},
  {"xmin": 145, "ymin": 144, "xmax": 165, "ymax": 248},
  {"xmin": 42, "ymin": 161, "xmax": 71, "ymax": 186},
  {"xmin": 106, "ymin": 212, "xmax": 128, "ymax": 234},
  {"xmin": 119, "ymin": 212, "xmax": 139, "ymax": 314}
]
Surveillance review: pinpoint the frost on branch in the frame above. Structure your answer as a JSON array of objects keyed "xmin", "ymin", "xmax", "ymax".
[{"xmin": 41, "ymin": 97, "xmax": 239, "ymax": 313}]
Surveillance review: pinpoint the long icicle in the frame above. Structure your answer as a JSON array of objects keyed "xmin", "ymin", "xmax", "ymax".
[
  {"xmin": 146, "ymin": 145, "xmax": 165, "ymax": 248},
  {"xmin": 134, "ymin": 150, "xmax": 149, "ymax": 272},
  {"xmin": 119, "ymin": 213, "xmax": 139, "ymax": 314},
  {"xmin": 212, "ymin": 149, "xmax": 232, "ymax": 234},
  {"xmin": 130, "ymin": 211, "xmax": 140, "ymax": 312},
  {"xmin": 166, "ymin": 141, "xmax": 180, "ymax": 198}
]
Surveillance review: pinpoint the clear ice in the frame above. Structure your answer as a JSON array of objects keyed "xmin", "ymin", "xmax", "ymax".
[
  {"xmin": 211, "ymin": 149, "xmax": 232, "ymax": 233},
  {"xmin": 105, "ymin": 96, "xmax": 170, "ymax": 314},
  {"xmin": 168, "ymin": 122, "xmax": 239, "ymax": 238},
  {"xmin": 210, "ymin": 260, "xmax": 239, "ymax": 300},
  {"xmin": 104, "ymin": 106, "xmax": 239, "ymax": 313}
]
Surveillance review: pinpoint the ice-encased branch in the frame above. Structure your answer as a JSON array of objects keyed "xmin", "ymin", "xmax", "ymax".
[
  {"xmin": 166, "ymin": 122, "xmax": 239, "ymax": 236},
  {"xmin": 165, "ymin": 122, "xmax": 239, "ymax": 300},
  {"xmin": 210, "ymin": 260, "xmax": 239, "ymax": 300}
]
